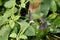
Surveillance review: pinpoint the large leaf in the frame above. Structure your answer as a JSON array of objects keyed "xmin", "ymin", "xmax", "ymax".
[
  {"xmin": 0, "ymin": 8, "xmax": 17, "ymax": 27},
  {"xmin": 0, "ymin": 9, "xmax": 13, "ymax": 27},
  {"xmin": 0, "ymin": 16, "xmax": 8, "ymax": 27},
  {"xmin": 50, "ymin": 0, "xmax": 57, "ymax": 12},
  {"xmin": 24, "ymin": 26, "xmax": 35, "ymax": 36},
  {"xmin": 4, "ymin": 0, "xmax": 15, "ymax": 8},
  {"xmin": 4, "ymin": 7, "xmax": 17, "ymax": 18},
  {"xmin": 3, "ymin": 9, "xmax": 13, "ymax": 18},
  {"xmin": 53, "ymin": 17, "xmax": 60, "ymax": 27},
  {"xmin": 19, "ymin": 21, "xmax": 30, "ymax": 32},
  {"xmin": 54, "ymin": 0, "xmax": 60, "ymax": 13},
  {"xmin": 0, "ymin": 25, "xmax": 11, "ymax": 40},
  {"xmin": 39, "ymin": 0, "xmax": 51, "ymax": 16}
]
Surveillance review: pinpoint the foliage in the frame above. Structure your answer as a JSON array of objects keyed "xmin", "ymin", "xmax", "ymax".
[{"xmin": 0, "ymin": 0, "xmax": 60, "ymax": 40}]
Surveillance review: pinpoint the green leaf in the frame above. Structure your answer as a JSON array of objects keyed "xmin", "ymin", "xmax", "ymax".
[
  {"xmin": 3, "ymin": 9, "xmax": 13, "ymax": 18},
  {"xmin": 0, "ymin": 16, "xmax": 8, "ymax": 27},
  {"xmin": 55, "ymin": 0, "xmax": 60, "ymax": 6},
  {"xmin": 0, "ymin": 9, "xmax": 15, "ymax": 27},
  {"xmin": 12, "ymin": 15, "xmax": 20, "ymax": 21},
  {"xmin": 55, "ymin": 29, "xmax": 60, "ymax": 33},
  {"xmin": 4, "ymin": 0, "xmax": 15, "ymax": 8},
  {"xmin": 53, "ymin": 17, "xmax": 60, "ymax": 27},
  {"xmin": 9, "ymin": 20, "xmax": 15, "ymax": 29},
  {"xmin": 20, "ymin": 21, "xmax": 29, "ymax": 27},
  {"xmin": 50, "ymin": 0, "xmax": 57, "ymax": 12},
  {"xmin": 19, "ymin": 21, "xmax": 30, "ymax": 32},
  {"xmin": 48, "ymin": 25, "xmax": 57, "ymax": 33},
  {"xmin": 39, "ymin": 0, "xmax": 51, "ymax": 16},
  {"xmin": 36, "ymin": 30, "xmax": 45, "ymax": 40},
  {"xmin": 3, "ymin": 7, "xmax": 17, "ymax": 18},
  {"xmin": 21, "ymin": 0, "xmax": 25, "ymax": 3},
  {"xmin": 11, "ymin": 26, "xmax": 18, "ymax": 33},
  {"xmin": 0, "ymin": 25, "xmax": 11, "ymax": 40},
  {"xmin": 20, "ymin": 0, "xmax": 26, "ymax": 8},
  {"xmin": 12, "ymin": 7, "xmax": 18, "ymax": 14},
  {"xmin": 9, "ymin": 25, "xmax": 18, "ymax": 38},
  {"xmin": 48, "ymin": 13, "xmax": 58, "ymax": 19},
  {"xmin": 11, "ymin": 7, "xmax": 18, "ymax": 14},
  {"xmin": 19, "ymin": 34, "xmax": 27, "ymax": 39},
  {"xmin": 0, "ymin": 0, "xmax": 2, "ymax": 6},
  {"xmin": 32, "ymin": 13, "xmax": 39, "ymax": 19},
  {"xmin": 24, "ymin": 26, "xmax": 35, "ymax": 36},
  {"xmin": 21, "ymin": 3, "xmax": 25, "ymax": 8},
  {"xmin": 49, "ymin": 27, "xmax": 54, "ymax": 32},
  {"xmin": 9, "ymin": 33, "xmax": 17, "ymax": 38}
]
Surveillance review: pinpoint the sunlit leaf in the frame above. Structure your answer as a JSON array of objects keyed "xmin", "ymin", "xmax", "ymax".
[
  {"xmin": 48, "ymin": 13, "xmax": 58, "ymax": 19},
  {"xmin": 9, "ymin": 25, "xmax": 18, "ymax": 38},
  {"xmin": 3, "ymin": 9, "xmax": 12, "ymax": 18},
  {"xmin": 12, "ymin": 15, "xmax": 20, "ymax": 21},
  {"xmin": 4, "ymin": 0, "xmax": 15, "ymax": 8},
  {"xmin": 9, "ymin": 33, "xmax": 17, "ymax": 38},
  {"xmin": 19, "ymin": 34, "xmax": 27, "ymax": 39},
  {"xmin": 9, "ymin": 20, "xmax": 15, "ymax": 29},
  {"xmin": 21, "ymin": 3, "xmax": 25, "ymax": 8},
  {"xmin": 21, "ymin": 0, "xmax": 25, "ymax": 3},
  {"xmin": 50, "ymin": 0, "xmax": 57, "ymax": 12}
]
